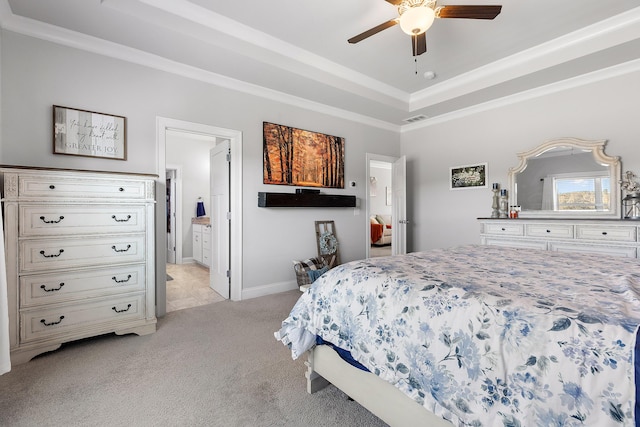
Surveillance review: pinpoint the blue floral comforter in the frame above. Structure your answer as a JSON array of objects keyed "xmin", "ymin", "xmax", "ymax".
[{"xmin": 275, "ymin": 245, "xmax": 640, "ymax": 426}]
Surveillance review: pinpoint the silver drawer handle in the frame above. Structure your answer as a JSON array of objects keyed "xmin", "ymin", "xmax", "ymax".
[
  {"xmin": 40, "ymin": 215, "xmax": 64, "ymax": 224},
  {"xmin": 41, "ymin": 283, "xmax": 65, "ymax": 292},
  {"xmin": 40, "ymin": 249, "xmax": 64, "ymax": 258},
  {"xmin": 112, "ymin": 304, "xmax": 131, "ymax": 313},
  {"xmin": 41, "ymin": 316, "xmax": 64, "ymax": 326},
  {"xmin": 112, "ymin": 244, "xmax": 131, "ymax": 253},
  {"xmin": 112, "ymin": 215, "xmax": 132, "ymax": 222}
]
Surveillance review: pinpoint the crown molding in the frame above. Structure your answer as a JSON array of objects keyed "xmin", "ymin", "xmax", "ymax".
[
  {"xmin": 401, "ymin": 57, "xmax": 640, "ymax": 132},
  {"xmin": 0, "ymin": 8, "xmax": 400, "ymax": 132},
  {"xmin": 1, "ymin": 0, "xmax": 638, "ymax": 135},
  {"xmin": 103, "ymin": 0, "xmax": 409, "ymax": 108},
  {"xmin": 409, "ymin": 7, "xmax": 640, "ymax": 111}
]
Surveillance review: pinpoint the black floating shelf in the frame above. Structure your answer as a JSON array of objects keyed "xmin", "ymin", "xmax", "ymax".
[{"xmin": 258, "ymin": 192, "xmax": 356, "ymax": 208}]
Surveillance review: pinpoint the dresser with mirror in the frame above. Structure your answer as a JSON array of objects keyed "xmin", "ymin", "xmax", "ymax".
[{"xmin": 479, "ymin": 137, "xmax": 640, "ymax": 258}]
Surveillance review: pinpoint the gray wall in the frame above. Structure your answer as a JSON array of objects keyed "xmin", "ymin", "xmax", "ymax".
[
  {"xmin": 402, "ymin": 67, "xmax": 640, "ymax": 252},
  {"xmin": 0, "ymin": 30, "xmax": 400, "ymax": 299}
]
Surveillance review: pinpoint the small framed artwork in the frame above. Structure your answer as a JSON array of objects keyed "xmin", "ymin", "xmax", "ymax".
[
  {"xmin": 450, "ymin": 163, "xmax": 488, "ymax": 190},
  {"xmin": 53, "ymin": 105, "xmax": 127, "ymax": 160}
]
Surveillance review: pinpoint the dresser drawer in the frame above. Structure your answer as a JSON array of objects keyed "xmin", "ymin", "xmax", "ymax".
[
  {"xmin": 18, "ymin": 174, "xmax": 148, "ymax": 199},
  {"xmin": 20, "ymin": 204, "xmax": 146, "ymax": 236},
  {"xmin": 20, "ymin": 264, "xmax": 146, "ymax": 308},
  {"xmin": 575, "ymin": 225, "xmax": 637, "ymax": 242},
  {"xmin": 482, "ymin": 237, "xmax": 547, "ymax": 250},
  {"xmin": 548, "ymin": 242, "xmax": 637, "ymax": 258},
  {"xmin": 526, "ymin": 224, "xmax": 574, "ymax": 239},
  {"xmin": 20, "ymin": 235, "xmax": 145, "ymax": 273},
  {"xmin": 20, "ymin": 294, "xmax": 145, "ymax": 343},
  {"xmin": 483, "ymin": 223, "xmax": 524, "ymax": 236}
]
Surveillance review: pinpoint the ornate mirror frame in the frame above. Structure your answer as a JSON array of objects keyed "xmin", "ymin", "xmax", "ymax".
[{"xmin": 508, "ymin": 137, "xmax": 621, "ymax": 219}]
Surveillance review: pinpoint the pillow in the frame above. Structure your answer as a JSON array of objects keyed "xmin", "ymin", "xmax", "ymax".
[
  {"xmin": 307, "ymin": 265, "xmax": 329, "ymax": 283},
  {"xmin": 370, "ymin": 216, "xmax": 378, "ymax": 224},
  {"xmin": 375, "ymin": 214, "xmax": 386, "ymax": 225}
]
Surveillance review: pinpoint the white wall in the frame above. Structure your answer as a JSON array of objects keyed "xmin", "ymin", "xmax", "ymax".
[
  {"xmin": 0, "ymin": 31, "xmax": 400, "ymax": 299},
  {"xmin": 166, "ymin": 131, "xmax": 216, "ymax": 259},
  {"xmin": 402, "ymin": 65, "xmax": 640, "ymax": 252}
]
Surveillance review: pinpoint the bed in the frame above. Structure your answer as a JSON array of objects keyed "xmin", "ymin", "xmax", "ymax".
[{"xmin": 275, "ymin": 245, "xmax": 640, "ymax": 426}]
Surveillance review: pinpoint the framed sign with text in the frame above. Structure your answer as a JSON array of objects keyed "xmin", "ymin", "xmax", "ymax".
[{"xmin": 53, "ymin": 105, "xmax": 127, "ymax": 160}]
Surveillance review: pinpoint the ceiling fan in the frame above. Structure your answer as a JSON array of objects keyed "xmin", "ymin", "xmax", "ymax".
[{"xmin": 348, "ymin": 0, "xmax": 502, "ymax": 56}]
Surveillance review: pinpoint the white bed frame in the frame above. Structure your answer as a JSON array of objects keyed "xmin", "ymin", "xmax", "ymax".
[{"xmin": 306, "ymin": 345, "xmax": 453, "ymax": 427}]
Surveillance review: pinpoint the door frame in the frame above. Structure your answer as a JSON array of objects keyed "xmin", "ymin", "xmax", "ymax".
[
  {"xmin": 165, "ymin": 165, "xmax": 182, "ymax": 264},
  {"xmin": 156, "ymin": 117, "xmax": 243, "ymax": 316},
  {"xmin": 365, "ymin": 153, "xmax": 398, "ymax": 258}
]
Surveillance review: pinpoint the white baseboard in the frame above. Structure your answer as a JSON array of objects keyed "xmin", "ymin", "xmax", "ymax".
[{"xmin": 241, "ymin": 280, "xmax": 298, "ymax": 300}]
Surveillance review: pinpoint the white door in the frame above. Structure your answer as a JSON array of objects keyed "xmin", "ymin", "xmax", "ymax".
[
  {"xmin": 166, "ymin": 169, "xmax": 176, "ymax": 264},
  {"xmin": 392, "ymin": 156, "xmax": 407, "ymax": 255},
  {"xmin": 210, "ymin": 141, "xmax": 231, "ymax": 299}
]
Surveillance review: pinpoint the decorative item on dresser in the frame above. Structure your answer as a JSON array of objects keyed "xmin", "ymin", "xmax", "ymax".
[
  {"xmin": 0, "ymin": 166, "xmax": 157, "ymax": 364},
  {"xmin": 490, "ymin": 182, "xmax": 500, "ymax": 218},
  {"xmin": 620, "ymin": 170, "xmax": 640, "ymax": 220}
]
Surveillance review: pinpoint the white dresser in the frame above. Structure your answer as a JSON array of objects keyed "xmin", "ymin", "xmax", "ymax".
[
  {"xmin": 1, "ymin": 167, "xmax": 157, "ymax": 364},
  {"xmin": 479, "ymin": 218, "xmax": 640, "ymax": 258}
]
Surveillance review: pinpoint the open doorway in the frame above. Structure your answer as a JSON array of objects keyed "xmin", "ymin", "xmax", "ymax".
[
  {"xmin": 156, "ymin": 117, "xmax": 243, "ymax": 317},
  {"xmin": 368, "ymin": 159, "xmax": 393, "ymax": 257},
  {"xmin": 366, "ymin": 153, "xmax": 408, "ymax": 258},
  {"xmin": 164, "ymin": 131, "xmax": 223, "ymax": 312}
]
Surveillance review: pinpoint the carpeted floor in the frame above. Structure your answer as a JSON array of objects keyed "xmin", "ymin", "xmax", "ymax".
[{"xmin": 0, "ymin": 290, "xmax": 387, "ymax": 427}]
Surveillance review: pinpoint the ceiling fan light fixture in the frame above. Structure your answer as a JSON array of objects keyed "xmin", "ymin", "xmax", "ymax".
[{"xmin": 399, "ymin": 6, "xmax": 435, "ymax": 36}]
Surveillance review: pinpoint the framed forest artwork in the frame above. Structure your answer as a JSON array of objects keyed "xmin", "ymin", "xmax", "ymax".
[{"xmin": 263, "ymin": 122, "xmax": 345, "ymax": 188}]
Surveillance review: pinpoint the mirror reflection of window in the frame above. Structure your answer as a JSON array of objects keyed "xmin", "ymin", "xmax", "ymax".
[{"xmin": 550, "ymin": 174, "xmax": 610, "ymax": 211}]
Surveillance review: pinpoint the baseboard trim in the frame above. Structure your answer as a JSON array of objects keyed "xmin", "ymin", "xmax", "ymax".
[{"xmin": 241, "ymin": 280, "xmax": 298, "ymax": 300}]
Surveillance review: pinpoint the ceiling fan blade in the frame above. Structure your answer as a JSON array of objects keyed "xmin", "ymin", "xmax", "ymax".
[
  {"xmin": 348, "ymin": 19, "xmax": 399, "ymax": 44},
  {"xmin": 411, "ymin": 33, "xmax": 427, "ymax": 56},
  {"xmin": 385, "ymin": 0, "xmax": 403, "ymax": 5},
  {"xmin": 437, "ymin": 5, "xmax": 502, "ymax": 19}
]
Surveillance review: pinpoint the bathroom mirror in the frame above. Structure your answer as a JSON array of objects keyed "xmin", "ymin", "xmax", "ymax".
[{"xmin": 508, "ymin": 137, "xmax": 621, "ymax": 218}]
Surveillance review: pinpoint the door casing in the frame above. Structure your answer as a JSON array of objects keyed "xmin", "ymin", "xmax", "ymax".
[{"xmin": 156, "ymin": 117, "xmax": 243, "ymax": 316}]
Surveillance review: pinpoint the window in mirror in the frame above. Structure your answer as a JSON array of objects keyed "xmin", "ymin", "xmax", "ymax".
[{"xmin": 551, "ymin": 173, "xmax": 610, "ymax": 211}]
